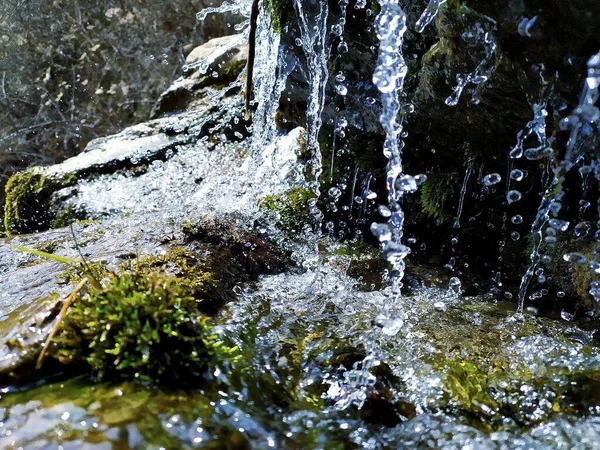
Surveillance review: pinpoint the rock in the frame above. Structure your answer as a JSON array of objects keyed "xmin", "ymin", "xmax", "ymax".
[
  {"xmin": 150, "ymin": 34, "xmax": 249, "ymax": 119},
  {"xmin": 0, "ymin": 212, "xmax": 292, "ymax": 385},
  {"xmin": 0, "ymin": 64, "xmax": 308, "ymax": 384}
]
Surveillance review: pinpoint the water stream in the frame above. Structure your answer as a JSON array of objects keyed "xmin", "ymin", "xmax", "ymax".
[{"xmin": 1, "ymin": 1, "xmax": 600, "ymax": 448}]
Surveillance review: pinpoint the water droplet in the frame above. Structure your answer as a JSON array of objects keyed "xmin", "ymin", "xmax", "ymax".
[
  {"xmin": 511, "ymin": 214, "xmax": 523, "ymax": 225},
  {"xmin": 511, "ymin": 231, "xmax": 520, "ymax": 241},
  {"xmin": 525, "ymin": 306, "xmax": 538, "ymax": 315},
  {"xmin": 537, "ymin": 274, "xmax": 546, "ymax": 283},
  {"xmin": 506, "ymin": 190, "xmax": 522, "ymax": 204},
  {"xmin": 433, "ymin": 301, "xmax": 447, "ymax": 312},
  {"xmin": 517, "ymin": 16, "xmax": 537, "ymax": 37},
  {"xmin": 524, "ymin": 147, "xmax": 550, "ymax": 160},
  {"xmin": 548, "ymin": 219, "xmax": 569, "ymax": 232},
  {"xmin": 414, "ymin": 174, "xmax": 427, "ymax": 185},
  {"xmin": 483, "ymin": 173, "xmax": 501, "ymax": 186},
  {"xmin": 328, "ymin": 187, "xmax": 341, "ymax": 198},
  {"xmin": 395, "ymin": 175, "xmax": 418, "ymax": 193},
  {"xmin": 448, "ymin": 277, "xmax": 461, "ymax": 295},
  {"xmin": 560, "ymin": 310, "xmax": 574, "ymax": 322},
  {"xmin": 335, "ymin": 84, "xmax": 348, "ymax": 96},
  {"xmin": 378, "ymin": 205, "xmax": 391, "ymax": 217},
  {"xmin": 563, "ymin": 252, "xmax": 586, "ymax": 264},
  {"xmin": 331, "ymin": 24, "xmax": 344, "ymax": 36},
  {"xmin": 509, "ymin": 169, "xmax": 524, "ymax": 181},
  {"xmin": 295, "ymin": 38, "xmax": 303, "ymax": 46},
  {"xmin": 509, "ymin": 146, "xmax": 523, "ymax": 159}
]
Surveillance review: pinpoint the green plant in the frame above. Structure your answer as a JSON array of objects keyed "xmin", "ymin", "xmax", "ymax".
[
  {"xmin": 260, "ymin": 187, "xmax": 315, "ymax": 232},
  {"xmin": 54, "ymin": 270, "xmax": 240, "ymax": 384}
]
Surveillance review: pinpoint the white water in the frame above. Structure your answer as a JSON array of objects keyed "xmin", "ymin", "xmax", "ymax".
[{"xmin": 293, "ymin": 0, "xmax": 330, "ymax": 192}]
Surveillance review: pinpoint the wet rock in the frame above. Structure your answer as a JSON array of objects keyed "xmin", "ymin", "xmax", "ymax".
[
  {"xmin": 151, "ymin": 34, "xmax": 249, "ymax": 119},
  {"xmin": 2, "ymin": 34, "xmax": 253, "ymax": 237},
  {"xmin": 0, "ymin": 212, "xmax": 292, "ymax": 385}
]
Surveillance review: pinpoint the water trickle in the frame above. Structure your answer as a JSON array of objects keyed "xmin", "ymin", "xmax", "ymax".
[
  {"xmin": 453, "ymin": 165, "xmax": 472, "ymax": 229},
  {"xmin": 445, "ymin": 23, "xmax": 499, "ymax": 106},
  {"xmin": 415, "ymin": 0, "xmax": 447, "ymax": 34}
]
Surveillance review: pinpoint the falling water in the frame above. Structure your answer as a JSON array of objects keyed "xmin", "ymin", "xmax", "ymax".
[
  {"xmin": 517, "ymin": 51, "xmax": 600, "ymax": 314},
  {"xmin": 415, "ymin": 0, "xmax": 446, "ymax": 33},
  {"xmin": 369, "ymin": 0, "xmax": 411, "ymax": 300},
  {"xmin": 453, "ymin": 163, "xmax": 473, "ymax": 229},
  {"xmin": 293, "ymin": 0, "xmax": 330, "ymax": 189},
  {"xmin": 250, "ymin": 9, "xmax": 289, "ymax": 149},
  {"xmin": 574, "ymin": 51, "xmax": 600, "ymax": 307}
]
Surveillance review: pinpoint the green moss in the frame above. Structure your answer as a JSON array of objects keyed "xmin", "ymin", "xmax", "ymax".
[
  {"xmin": 540, "ymin": 237, "xmax": 595, "ymax": 307},
  {"xmin": 221, "ymin": 58, "xmax": 247, "ymax": 79},
  {"xmin": 3, "ymin": 169, "xmax": 78, "ymax": 235},
  {"xmin": 128, "ymin": 248, "xmax": 217, "ymax": 302},
  {"xmin": 260, "ymin": 187, "xmax": 316, "ymax": 233},
  {"xmin": 420, "ymin": 170, "xmax": 459, "ymax": 224},
  {"xmin": 53, "ymin": 269, "xmax": 240, "ymax": 385},
  {"xmin": 415, "ymin": 298, "xmax": 600, "ymax": 431},
  {"xmin": 52, "ymin": 204, "xmax": 90, "ymax": 228},
  {"xmin": 264, "ymin": 0, "xmax": 287, "ymax": 33}
]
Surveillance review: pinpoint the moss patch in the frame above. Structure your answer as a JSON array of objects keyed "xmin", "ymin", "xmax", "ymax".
[
  {"xmin": 3, "ymin": 169, "xmax": 77, "ymax": 235},
  {"xmin": 264, "ymin": 0, "xmax": 287, "ymax": 33},
  {"xmin": 260, "ymin": 187, "xmax": 316, "ymax": 233},
  {"xmin": 420, "ymin": 169, "xmax": 460, "ymax": 224},
  {"xmin": 53, "ymin": 270, "xmax": 240, "ymax": 385}
]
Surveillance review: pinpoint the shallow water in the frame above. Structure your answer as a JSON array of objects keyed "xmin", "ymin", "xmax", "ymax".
[{"xmin": 2, "ymin": 250, "xmax": 599, "ymax": 449}]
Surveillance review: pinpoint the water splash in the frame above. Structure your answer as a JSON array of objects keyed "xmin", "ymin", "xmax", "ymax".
[
  {"xmin": 415, "ymin": 0, "xmax": 447, "ymax": 33},
  {"xmin": 445, "ymin": 23, "xmax": 499, "ymax": 106},
  {"xmin": 518, "ymin": 51, "xmax": 600, "ymax": 314}
]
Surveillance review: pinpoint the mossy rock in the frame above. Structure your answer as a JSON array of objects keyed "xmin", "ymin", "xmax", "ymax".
[
  {"xmin": 53, "ymin": 270, "xmax": 240, "ymax": 385},
  {"xmin": 3, "ymin": 169, "xmax": 77, "ymax": 235},
  {"xmin": 260, "ymin": 187, "xmax": 316, "ymax": 234},
  {"xmin": 414, "ymin": 297, "xmax": 600, "ymax": 430},
  {"xmin": 0, "ymin": 215, "xmax": 292, "ymax": 386}
]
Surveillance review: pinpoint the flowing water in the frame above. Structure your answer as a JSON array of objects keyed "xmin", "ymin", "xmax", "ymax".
[{"xmin": 1, "ymin": 1, "xmax": 600, "ymax": 448}]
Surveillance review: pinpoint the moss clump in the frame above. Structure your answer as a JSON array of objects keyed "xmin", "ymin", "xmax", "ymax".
[
  {"xmin": 52, "ymin": 204, "xmax": 89, "ymax": 229},
  {"xmin": 4, "ymin": 170, "xmax": 55, "ymax": 235},
  {"xmin": 127, "ymin": 249, "xmax": 217, "ymax": 306},
  {"xmin": 54, "ymin": 270, "xmax": 239, "ymax": 384},
  {"xmin": 3, "ymin": 169, "xmax": 77, "ymax": 235},
  {"xmin": 260, "ymin": 187, "xmax": 316, "ymax": 232},
  {"xmin": 420, "ymin": 170, "xmax": 459, "ymax": 224}
]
